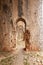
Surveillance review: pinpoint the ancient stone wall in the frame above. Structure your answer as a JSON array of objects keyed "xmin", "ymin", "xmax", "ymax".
[
  {"xmin": 0, "ymin": 0, "xmax": 16, "ymax": 51},
  {"xmin": 0, "ymin": 0, "xmax": 42, "ymax": 51}
]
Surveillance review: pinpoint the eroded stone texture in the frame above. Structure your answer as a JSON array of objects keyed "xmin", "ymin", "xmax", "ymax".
[
  {"xmin": 0, "ymin": 0, "xmax": 42, "ymax": 51},
  {"xmin": 23, "ymin": 0, "xmax": 40, "ymax": 47},
  {"xmin": 0, "ymin": 0, "xmax": 16, "ymax": 51}
]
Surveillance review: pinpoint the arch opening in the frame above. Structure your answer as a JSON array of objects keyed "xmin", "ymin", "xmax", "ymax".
[{"xmin": 16, "ymin": 18, "xmax": 26, "ymax": 49}]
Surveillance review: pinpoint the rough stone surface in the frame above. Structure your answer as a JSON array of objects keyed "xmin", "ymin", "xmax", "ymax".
[{"xmin": 0, "ymin": 0, "xmax": 42, "ymax": 51}]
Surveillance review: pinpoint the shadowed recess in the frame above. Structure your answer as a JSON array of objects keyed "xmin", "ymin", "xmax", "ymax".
[
  {"xmin": 16, "ymin": 18, "xmax": 26, "ymax": 31},
  {"xmin": 25, "ymin": 0, "xmax": 28, "ymax": 10},
  {"xmin": 18, "ymin": 0, "xmax": 23, "ymax": 17}
]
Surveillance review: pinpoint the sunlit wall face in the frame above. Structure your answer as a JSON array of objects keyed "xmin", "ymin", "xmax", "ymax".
[{"xmin": 39, "ymin": 0, "xmax": 43, "ymax": 50}]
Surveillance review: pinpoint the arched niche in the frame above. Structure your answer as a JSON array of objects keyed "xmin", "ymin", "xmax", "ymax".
[
  {"xmin": 16, "ymin": 18, "xmax": 26, "ymax": 48},
  {"xmin": 16, "ymin": 18, "xmax": 26, "ymax": 31}
]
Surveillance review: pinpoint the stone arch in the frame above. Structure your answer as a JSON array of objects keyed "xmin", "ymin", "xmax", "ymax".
[
  {"xmin": 16, "ymin": 18, "xmax": 26, "ymax": 31},
  {"xmin": 16, "ymin": 18, "xmax": 26, "ymax": 49}
]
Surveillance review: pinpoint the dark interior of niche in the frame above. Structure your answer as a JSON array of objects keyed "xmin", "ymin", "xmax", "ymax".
[
  {"xmin": 34, "ymin": 12, "xmax": 36, "ymax": 15},
  {"xmin": 3, "ymin": 22, "xmax": 5, "ymax": 24},
  {"xmin": 18, "ymin": 0, "xmax": 23, "ymax": 17},
  {"xmin": 10, "ymin": 0, "xmax": 12, "ymax": 3},
  {"xmin": 10, "ymin": 19, "xmax": 13, "ymax": 27},
  {"xmin": 3, "ymin": 4, "xmax": 8, "ymax": 13},
  {"xmin": 3, "ymin": 4, "xmax": 12, "ymax": 17},
  {"xmin": 0, "ymin": 1, "xmax": 1, "ymax": 10},
  {"xmin": 5, "ymin": 34, "xmax": 7, "ymax": 36},
  {"xmin": 0, "ymin": 0, "xmax": 1, "ymax": 10},
  {"xmin": 11, "ymin": 40, "xmax": 12, "ymax": 42}
]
